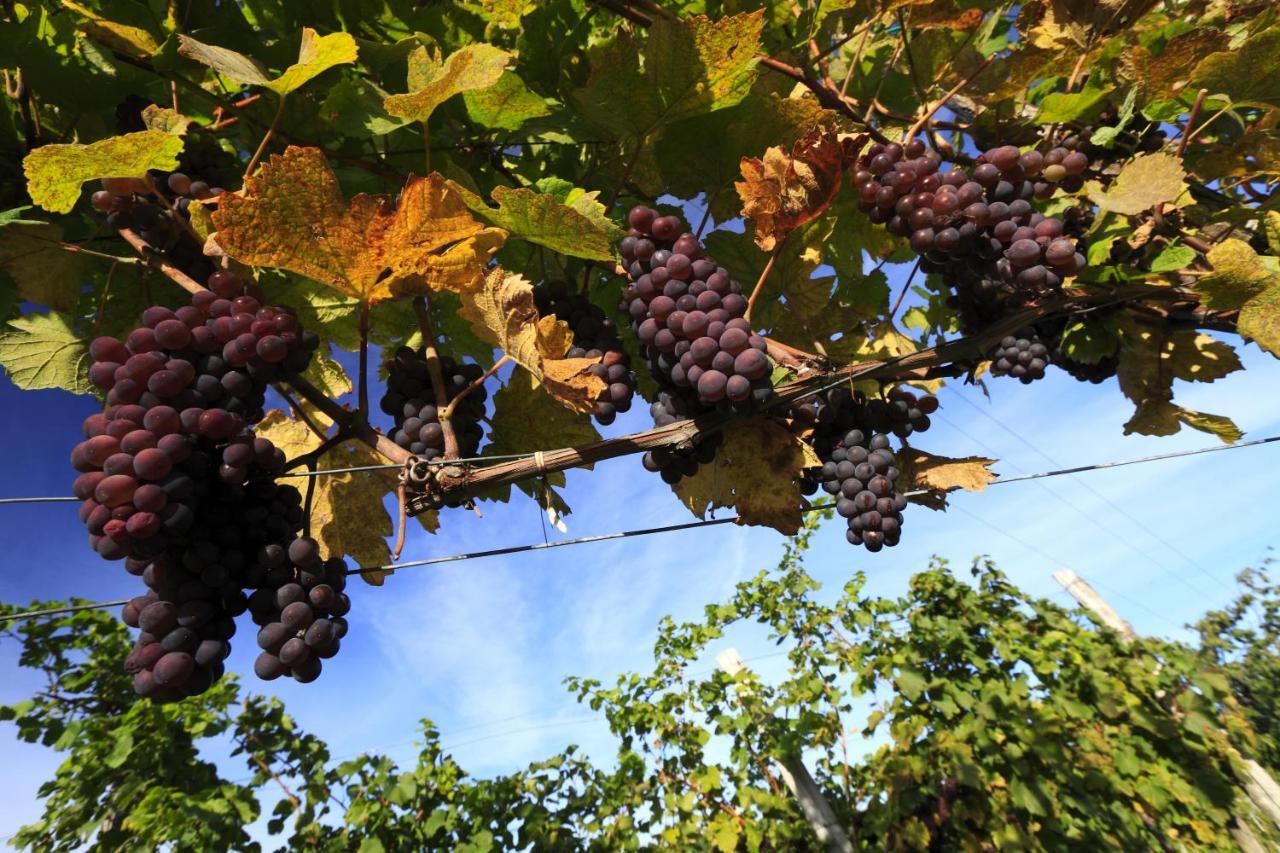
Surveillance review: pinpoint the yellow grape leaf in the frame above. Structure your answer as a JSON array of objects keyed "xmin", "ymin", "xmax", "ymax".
[
  {"xmin": 459, "ymin": 268, "xmax": 605, "ymax": 413},
  {"xmin": 141, "ymin": 105, "xmax": 191, "ymax": 136},
  {"xmin": 486, "ymin": 371, "xmax": 601, "ymax": 458},
  {"xmin": 1266, "ymin": 212, "xmax": 1280, "ymax": 255},
  {"xmin": 0, "ymin": 311, "xmax": 92, "ymax": 394},
  {"xmin": 301, "ymin": 352, "xmax": 354, "ymax": 399},
  {"xmin": 1021, "ymin": 0, "xmax": 1160, "ymax": 51},
  {"xmin": 899, "ymin": 449, "xmax": 997, "ymax": 510},
  {"xmin": 384, "ymin": 44, "xmax": 511, "ymax": 124},
  {"xmin": 187, "ymin": 200, "xmax": 216, "ymax": 244},
  {"xmin": 672, "ymin": 417, "xmax": 821, "ymax": 535},
  {"xmin": 1238, "ymin": 287, "xmax": 1280, "ymax": 359},
  {"xmin": 213, "ymin": 147, "xmax": 506, "ymax": 304},
  {"xmin": 23, "ymin": 130, "xmax": 183, "ymax": 213},
  {"xmin": 62, "ymin": 0, "xmax": 160, "ymax": 58},
  {"xmin": 255, "ymin": 410, "xmax": 424, "ymax": 585},
  {"xmin": 0, "ymin": 223, "xmax": 87, "ymax": 311},
  {"xmin": 1086, "ymin": 152, "xmax": 1187, "ymax": 216},
  {"xmin": 1115, "ymin": 318, "xmax": 1242, "ymax": 441},
  {"xmin": 1191, "ymin": 26, "xmax": 1280, "ymax": 108},
  {"xmin": 178, "ymin": 28, "xmax": 358, "ymax": 96},
  {"xmin": 736, "ymin": 127, "xmax": 865, "ymax": 251},
  {"xmin": 1196, "ymin": 238, "xmax": 1279, "ymax": 310}
]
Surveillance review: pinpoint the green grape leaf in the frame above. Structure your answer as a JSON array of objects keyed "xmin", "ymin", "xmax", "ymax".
[
  {"xmin": 1086, "ymin": 152, "xmax": 1188, "ymax": 216},
  {"xmin": 0, "ymin": 223, "xmax": 88, "ymax": 311},
  {"xmin": 23, "ymin": 130, "xmax": 184, "ymax": 213},
  {"xmin": 572, "ymin": 11, "xmax": 764, "ymax": 141},
  {"xmin": 178, "ymin": 28, "xmax": 358, "ymax": 96},
  {"xmin": 384, "ymin": 44, "xmax": 512, "ymax": 125},
  {"xmin": 141, "ymin": 105, "xmax": 192, "ymax": 136},
  {"xmin": 672, "ymin": 417, "xmax": 821, "ymax": 535},
  {"xmin": 448, "ymin": 181, "xmax": 617, "ymax": 262},
  {"xmin": 1191, "ymin": 25, "xmax": 1280, "ymax": 107},
  {"xmin": 0, "ymin": 311, "xmax": 92, "ymax": 394},
  {"xmin": 463, "ymin": 72, "xmax": 552, "ymax": 131},
  {"xmin": 1036, "ymin": 81, "xmax": 1113, "ymax": 124},
  {"xmin": 321, "ymin": 78, "xmax": 409, "ymax": 137},
  {"xmin": 1148, "ymin": 244, "xmax": 1196, "ymax": 274},
  {"xmin": 1057, "ymin": 315, "xmax": 1120, "ymax": 364}
]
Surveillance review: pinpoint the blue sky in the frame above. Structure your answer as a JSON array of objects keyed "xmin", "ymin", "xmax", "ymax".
[{"xmin": 2, "ymin": 258, "xmax": 1279, "ymax": 839}]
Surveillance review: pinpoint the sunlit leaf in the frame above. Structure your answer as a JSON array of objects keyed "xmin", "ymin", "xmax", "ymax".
[
  {"xmin": 178, "ymin": 28, "xmax": 358, "ymax": 96},
  {"xmin": 213, "ymin": 147, "xmax": 506, "ymax": 304},
  {"xmin": 0, "ymin": 311, "xmax": 92, "ymax": 394},
  {"xmin": 449, "ymin": 182, "xmax": 617, "ymax": 262},
  {"xmin": 384, "ymin": 44, "xmax": 511, "ymax": 125},
  {"xmin": 23, "ymin": 131, "xmax": 184, "ymax": 213},
  {"xmin": 1086, "ymin": 152, "xmax": 1188, "ymax": 216}
]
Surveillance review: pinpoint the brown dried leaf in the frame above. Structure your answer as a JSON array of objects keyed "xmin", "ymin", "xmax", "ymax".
[
  {"xmin": 459, "ymin": 268, "xmax": 606, "ymax": 413},
  {"xmin": 213, "ymin": 146, "xmax": 506, "ymax": 304},
  {"xmin": 899, "ymin": 449, "xmax": 998, "ymax": 510},
  {"xmin": 736, "ymin": 127, "xmax": 866, "ymax": 251}
]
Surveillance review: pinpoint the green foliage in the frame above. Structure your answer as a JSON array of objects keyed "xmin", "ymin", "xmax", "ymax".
[{"xmin": 8, "ymin": 533, "xmax": 1280, "ymax": 849}]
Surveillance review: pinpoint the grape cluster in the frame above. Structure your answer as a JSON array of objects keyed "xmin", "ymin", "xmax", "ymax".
[
  {"xmin": 71, "ymin": 282, "xmax": 349, "ymax": 700},
  {"xmin": 618, "ymin": 206, "xmax": 773, "ymax": 484},
  {"xmin": 988, "ymin": 329, "xmax": 1051, "ymax": 384},
  {"xmin": 90, "ymin": 174, "xmax": 226, "ymax": 274},
  {"xmin": 119, "ymin": 472, "xmax": 307, "ymax": 701},
  {"xmin": 619, "ymin": 206, "xmax": 773, "ymax": 408},
  {"xmin": 380, "ymin": 348, "xmax": 486, "ymax": 460},
  {"xmin": 851, "ymin": 139, "xmax": 1089, "ymax": 324},
  {"xmin": 534, "ymin": 281, "xmax": 636, "ymax": 425},
  {"xmin": 803, "ymin": 387, "xmax": 937, "ymax": 552},
  {"xmin": 247, "ymin": 537, "xmax": 350, "ymax": 684}
]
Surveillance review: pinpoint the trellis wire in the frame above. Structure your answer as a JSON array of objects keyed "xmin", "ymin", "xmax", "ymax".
[{"xmin": 1, "ymin": 434, "xmax": 1274, "ymax": 623}]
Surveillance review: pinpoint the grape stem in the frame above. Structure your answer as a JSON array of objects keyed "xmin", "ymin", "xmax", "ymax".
[
  {"xmin": 1175, "ymin": 89, "xmax": 1213, "ymax": 157},
  {"xmin": 762, "ymin": 336, "xmax": 815, "ymax": 369},
  {"xmin": 116, "ymin": 228, "xmax": 207, "ymax": 294},
  {"xmin": 392, "ymin": 482, "xmax": 408, "ymax": 561},
  {"xmin": 442, "ymin": 353, "xmax": 511, "ymax": 421},
  {"xmin": 412, "ymin": 295, "xmax": 461, "ymax": 460},
  {"xmin": 743, "ymin": 243, "xmax": 782, "ymax": 324},
  {"xmin": 903, "ymin": 54, "xmax": 994, "ymax": 144},
  {"xmin": 280, "ymin": 429, "xmax": 353, "ymax": 474},
  {"xmin": 358, "ymin": 301, "xmax": 370, "ymax": 418},
  {"xmin": 243, "ymin": 93, "xmax": 287, "ymax": 181}
]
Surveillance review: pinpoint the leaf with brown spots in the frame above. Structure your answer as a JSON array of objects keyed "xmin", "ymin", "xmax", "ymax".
[{"xmin": 899, "ymin": 450, "xmax": 998, "ymax": 510}]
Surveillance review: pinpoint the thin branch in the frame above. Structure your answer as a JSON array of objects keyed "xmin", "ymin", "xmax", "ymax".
[
  {"xmin": 92, "ymin": 262, "xmax": 119, "ymax": 336},
  {"xmin": 442, "ymin": 354, "xmax": 511, "ymax": 420},
  {"xmin": 904, "ymin": 54, "xmax": 995, "ymax": 143},
  {"xmin": 429, "ymin": 283, "xmax": 1183, "ymax": 501},
  {"xmin": 285, "ymin": 374, "xmax": 411, "ymax": 465},
  {"xmin": 759, "ymin": 56, "xmax": 892, "ymax": 145},
  {"xmin": 889, "ymin": 259, "xmax": 921, "ymax": 319},
  {"xmin": 116, "ymin": 229, "xmax": 207, "ymax": 294},
  {"xmin": 392, "ymin": 482, "xmax": 408, "ymax": 561},
  {"xmin": 274, "ymin": 384, "xmax": 327, "ymax": 439}
]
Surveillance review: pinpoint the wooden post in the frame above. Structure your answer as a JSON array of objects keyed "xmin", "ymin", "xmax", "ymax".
[
  {"xmin": 1052, "ymin": 569, "xmax": 1280, "ymax": 837},
  {"xmin": 717, "ymin": 648, "xmax": 854, "ymax": 853},
  {"xmin": 1051, "ymin": 570, "xmax": 1137, "ymax": 642}
]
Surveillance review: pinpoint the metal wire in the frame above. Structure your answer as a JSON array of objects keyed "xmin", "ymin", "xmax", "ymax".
[{"xmin": 1, "ymin": 435, "xmax": 1275, "ymax": 622}]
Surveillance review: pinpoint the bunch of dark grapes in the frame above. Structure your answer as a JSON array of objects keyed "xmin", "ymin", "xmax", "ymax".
[
  {"xmin": 987, "ymin": 329, "xmax": 1051, "ymax": 384},
  {"xmin": 850, "ymin": 139, "xmax": 1088, "ymax": 328},
  {"xmin": 380, "ymin": 348, "xmax": 486, "ymax": 460},
  {"xmin": 72, "ymin": 282, "xmax": 342, "ymax": 700},
  {"xmin": 803, "ymin": 387, "xmax": 937, "ymax": 552},
  {"xmin": 119, "ymin": 473, "xmax": 307, "ymax": 701},
  {"xmin": 618, "ymin": 206, "xmax": 773, "ymax": 484},
  {"xmin": 619, "ymin": 206, "xmax": 773, "ymax": 408},
  {"xmin": 534, "ymin": 281, "xmax": 635, "ymax": 425},
  {"xmin": 246, "ymin": 537, "xmax": 350, "ymax": 685},
  {"xmin": 90, "ymin": 173, "xmax": 226, "ymax": 273}
]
